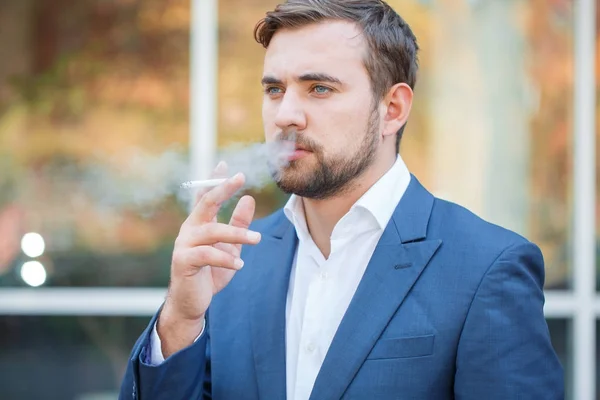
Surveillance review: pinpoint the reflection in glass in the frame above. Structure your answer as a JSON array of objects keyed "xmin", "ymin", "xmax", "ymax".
[
  {"xmin": 217, "ymin": 0, "xmax": 574, "ymax": 289},
  {"xmin": 0, "ymin": 0, "xmax": 191, "ymax": 287},
  {"xmin": 20, "ymin": 260, "xmax": 47, "ymax": 287},
  {"xmin": 0, "ymin": 315, "xmax": 149, "ymax": 400},
  {"xmin": 21, "ymin": 232, "xmax": 45, "ymax": 258},
  {"xmin": 547, "ymin": 318, "xmax": 571, "ymax": 399},
  {"xmin": 595, "ymin": 4, "xmax": 600, "ymax": 292}
]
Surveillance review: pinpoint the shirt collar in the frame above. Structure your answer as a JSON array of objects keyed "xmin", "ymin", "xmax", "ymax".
[
  {"xmin": 353, "ymin": 155, "xmax": 410, "ymax": 230},
  {"xmin": 283, "ymin": 192, "xmax": 310, "ymax": 243},
  {"xmin": 283, "ymin": 155, "xmax": 411, "ymax": 236}
]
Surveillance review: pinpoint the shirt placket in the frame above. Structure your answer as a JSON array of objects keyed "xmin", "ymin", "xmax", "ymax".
[{"xmin": 294, "ymin": 257, "xmax": 331, "ymax": 400}]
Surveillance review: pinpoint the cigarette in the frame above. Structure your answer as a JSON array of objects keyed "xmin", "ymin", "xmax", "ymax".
[{"xmin": 180, "ymin": 178, "xmax": 227, "ymax": 189}]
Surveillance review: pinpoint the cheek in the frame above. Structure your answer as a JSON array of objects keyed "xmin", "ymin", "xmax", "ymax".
[
  {"xmin": 261, "ymin": 100, "xmax": 271, "ymax": 123},
  {"xmin": 312, "ymin": 109, "xmax": 371, "ymax": 152},
  {"xmin": 262, "ymin": 102, "xmax": 278, "ymax": 135},
  {"xmin": 315, "ymin": 95, "xmax": 371, "ymax": 129}
]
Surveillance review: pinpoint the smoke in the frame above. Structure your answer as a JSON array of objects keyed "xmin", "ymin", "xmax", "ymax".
[
  {"xmin": 218, "ymin": 137, "xmax": 295, "ymax": 189},
  {"xmin": 53, "ymin": 138, "xmax": 296, "ymax": 212},
  {"xmin": 79, "ymin": 146, "xmax": 190, "ymax": 210}
]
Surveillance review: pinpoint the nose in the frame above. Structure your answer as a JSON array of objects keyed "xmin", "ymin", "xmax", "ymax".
[{"xmin": 274, "ymin": 91, "xmax": 307, "ymax": 131}]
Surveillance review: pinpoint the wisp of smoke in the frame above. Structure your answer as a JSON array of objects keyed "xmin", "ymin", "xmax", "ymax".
[
  {"xmin": 62, "ymin": 137, "xmax": 297, "ymax": 212},
  {"xmin": 217, "ymin": 136, "xmax": 296, "ymax": 189}
]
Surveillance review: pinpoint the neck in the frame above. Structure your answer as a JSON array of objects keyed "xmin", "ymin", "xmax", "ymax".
[{"xmin": 302, "ymin": 153, "xmax": 397, "ymax": 258}]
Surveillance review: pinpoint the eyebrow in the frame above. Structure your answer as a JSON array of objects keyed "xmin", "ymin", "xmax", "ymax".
[{"xmin": 261, "ymin": 73, "xmax": 343, "ymax": 86}]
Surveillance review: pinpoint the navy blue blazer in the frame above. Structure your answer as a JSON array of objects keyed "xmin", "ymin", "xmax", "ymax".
[{"xmin": 120, "ymin": 175, "xmax": 564, "ymax": 399}]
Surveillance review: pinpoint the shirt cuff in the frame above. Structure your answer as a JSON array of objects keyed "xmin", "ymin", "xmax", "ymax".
[{"xmin": 148, "ymin": 318, "xmax": 206, "ymax": 365}]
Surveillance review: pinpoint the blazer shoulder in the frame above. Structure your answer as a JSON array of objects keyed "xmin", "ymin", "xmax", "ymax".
[{"xmin": 430, "ymin": 197, "xmax": 533, "ymax": 254}]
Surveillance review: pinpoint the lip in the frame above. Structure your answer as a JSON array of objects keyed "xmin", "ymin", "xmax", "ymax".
[{"xmin": 288, "ymin": 149, "xmax": 311, "ymax": 161}]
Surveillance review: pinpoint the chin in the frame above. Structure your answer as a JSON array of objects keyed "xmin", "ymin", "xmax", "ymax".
[
  {"xmin": 282, "ymin": 159, "xmax": 315, "ymax": 177},
  {"xmin": 276, "ymin": 169, "xmax": 311, "ymax": 189}
]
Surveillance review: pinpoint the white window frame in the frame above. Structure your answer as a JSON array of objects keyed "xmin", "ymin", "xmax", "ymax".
[
  {"xmin": 0, "ymin": 0, "xmax": 595, "ymax": 398},
  {"xmin": 0, "ymin": 0, "xmax": 218, "ymax": 312},
  {"xmin": 542, "ymin": 2, "xmax": 598, "ymax": 400}
]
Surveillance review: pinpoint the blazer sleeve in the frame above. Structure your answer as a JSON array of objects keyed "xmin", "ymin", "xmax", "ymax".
[
  {"xmin": 119, "ymin": 310, "xmax": 212, "ymax": 400},
  {"xmin": 454, "ymin": 241, "xmax": 564, "ymax": 399}
]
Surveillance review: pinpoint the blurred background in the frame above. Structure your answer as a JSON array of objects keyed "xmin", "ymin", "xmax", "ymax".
[{"xmin": 0, "ymin": 0, "xmax": 597, "ymax": 398}]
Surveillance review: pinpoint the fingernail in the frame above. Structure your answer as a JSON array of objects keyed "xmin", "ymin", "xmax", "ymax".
[
  {"xmin": 247, "ymin": 231, "xmax": 261, "ymax": 242},
  {"xmin": 234, "ymin": 258, "xmax": 244, "ymax": 269}
]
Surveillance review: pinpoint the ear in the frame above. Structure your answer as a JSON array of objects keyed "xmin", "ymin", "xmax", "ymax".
[{"xmin": 381, "ymin": 83, "xmax": 413, "ymax": 139}]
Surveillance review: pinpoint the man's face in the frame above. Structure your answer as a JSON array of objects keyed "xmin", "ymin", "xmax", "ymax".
[{"xmin": 262, "ymin": 21, "xmax": 383, "ymax": 200}]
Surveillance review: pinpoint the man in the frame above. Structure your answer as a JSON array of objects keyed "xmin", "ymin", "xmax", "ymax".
[{"xmin": 120, "ymin": 1, "xmax": 563, "ymax": 399}]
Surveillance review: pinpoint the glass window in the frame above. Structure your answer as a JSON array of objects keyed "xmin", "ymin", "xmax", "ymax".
[
  {"xmin": 217, "ymin": 0, "xmax": 574, "ymax": 289},
  {"xmin": 0, "ymin": 315, "xmax": 148, "ymax": 399},
  {"xmin": 595, "ymin": 2, "xmax": 600, "ymax": 292},
  {"xmin": 217, "ymin": 0, "xmax": 289, "ymax": 220},
  {"xmin": 593, "ymin": 319, "xmax": 600, "ymax": 400},
  {"xmin": 0, "ymin": 0, "xmax": 191, "ymax": 287},
  {"xmin": 547, "ymin": 318, "xmax": 571, "ymax": 399}
]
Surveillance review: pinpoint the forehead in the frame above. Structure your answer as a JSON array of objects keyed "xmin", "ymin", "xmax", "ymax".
[{"xmin": 264, "ymin": 20, "xmax": 368, "ymax": 78}]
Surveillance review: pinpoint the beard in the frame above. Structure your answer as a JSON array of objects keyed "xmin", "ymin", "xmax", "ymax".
[{"xmin": 268, "ymin": 105, "xmax": 380, "ymax": 200}]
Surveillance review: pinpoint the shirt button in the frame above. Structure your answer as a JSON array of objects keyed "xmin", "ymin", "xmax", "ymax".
[
  {"xmin": 306, "ymin": 343, "xmax": 316, "ymax": 353},
  {"xmin": 319, "ymin": 272, "xmax": 328, "ymax": 280}
]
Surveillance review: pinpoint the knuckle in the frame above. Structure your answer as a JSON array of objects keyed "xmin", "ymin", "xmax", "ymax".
[
  {"xmin": 235, "ymin": 227, "xmax": 249, "ymax": 241},
  {"xmin": 178, "ymin": 221, "xmax": 190, "ymax": 235},
  {"xmin": 180, "ymin": 219, "xmax": 199, "ymax": 236},
  {"xmin": 174, "ymin": 230, "xmax": 190, "ymax": 246},
  {"xmin": 171, "ymin": 250, "xmax": 186, "ymax": 267},
  {"xmin": 196, "ymin": 223, "xmax": 217, "ymax": 243},
  {"xmin": 212, "ymin": 249, "xmax": 234, "ymax": 269},
  {"xmin": 220, "ymin": 227, "xmax": 244, "ymax": 244},
  {"xmin": 224, "ymin": 253, "xmax": 236, "ymax": 268},
  {"xmin": 230, "ymin": 214, "xmax": 248, "ymax": 227},
  {"xmin": 195, "ymin": 189, "xmax": 209, "ymax": 202},
  {"xmin": 173, "ymin": 236, "xmax": 183, "ymax": 249},
  {"xmin": 200, "ymin": 193, "xmax": 220, "ymax": 211},
  {"xmin": 202, "ymin": 223, "xmax": 218, "ymax": 237},
  {"xmin": 195, "ymin": 246, "xmax": 210, "ymax": 261},
  {"xmin": 174, "ymin": 228, "xmax": 195, "ymax": 247}
]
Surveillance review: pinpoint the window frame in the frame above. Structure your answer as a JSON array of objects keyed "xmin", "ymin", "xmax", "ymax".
[{"xmin": 0, "ymin": 0, "xmax": 595, "ymax": 398}]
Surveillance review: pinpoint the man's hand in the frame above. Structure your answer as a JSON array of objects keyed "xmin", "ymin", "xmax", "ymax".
[{"xmin": 158, "ymin": 162, "xmax": 262, "ymax": 357}]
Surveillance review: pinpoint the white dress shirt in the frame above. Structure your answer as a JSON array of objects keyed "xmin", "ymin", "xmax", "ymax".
[
  {"xmin": 150, "ymin": 156, "xmax": 411, "ymax": 400},
  {"xmin": 282, "ymin": 156, "xmax": 410, "ymax": 400}
]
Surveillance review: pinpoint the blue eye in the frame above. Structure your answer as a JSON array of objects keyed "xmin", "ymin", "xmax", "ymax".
[
  {"xmin": 313, "ymin": 85, "xmax": 331, "ymax": 94},
  {"xmin": 265, "ymin": 86, "xmax": 283, "ymax": 95}
]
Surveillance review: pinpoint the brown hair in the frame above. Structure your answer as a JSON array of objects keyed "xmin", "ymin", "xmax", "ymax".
[{"xmin": 254, "ymin": 0, "xmax": 419, "ymax": 150}]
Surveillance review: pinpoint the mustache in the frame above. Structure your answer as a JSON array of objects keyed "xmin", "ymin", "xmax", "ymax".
[{"xmin": 275, "ymin": 131, "xmax": 320, "ymax": 152}]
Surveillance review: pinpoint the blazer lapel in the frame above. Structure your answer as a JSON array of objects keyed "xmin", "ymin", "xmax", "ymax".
[
  {"xmin": 249, "ymin": 212, "xmax": 297, "ymax": 400},
  {"xmin": 309, "ymin": 176, "xmax": 442, "ymax": 400}
]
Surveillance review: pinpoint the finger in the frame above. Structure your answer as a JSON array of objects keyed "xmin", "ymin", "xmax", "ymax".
[
  {"xmin": 180, "ymin": 245, "xmax": 244, "ymax": 271},
  {"xmin": 188, "ymin": 173, "xmax": 245, "ymax": 225},
  {"xmin": 229, "ymin": 195, "xmax": 257, "ymax": 253},
  {"xmin": 194, "ymin": 161, "xmax": 229, "ymax": 206},
  {"xmin": 183, "ymin": 223, "xmax": 261, "ymax": 247},
  {"xmin": 214, "ymin": 242, "xmax": 237, "ymax": 255}
]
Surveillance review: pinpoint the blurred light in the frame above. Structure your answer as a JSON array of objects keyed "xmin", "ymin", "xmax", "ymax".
[
  {"xmin": 21, "ymin": 261, "xmax": 47, "ymax": 287},
  {"xmin": 21, "ymin": 232, "xmax": 45, "ymax": 258}
]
